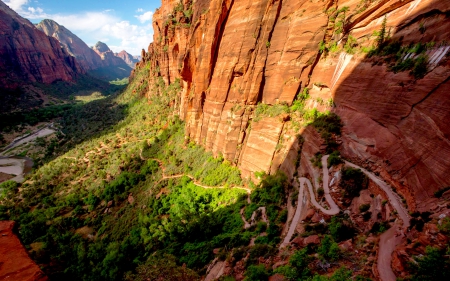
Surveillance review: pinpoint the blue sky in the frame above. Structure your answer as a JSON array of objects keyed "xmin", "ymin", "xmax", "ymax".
[{"xmin": 2, "ymin": 0, "xmax": 162, "ymax": 55}]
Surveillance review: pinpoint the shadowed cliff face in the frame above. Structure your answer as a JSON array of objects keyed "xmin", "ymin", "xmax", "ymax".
[
  {"xmin": 0, "ymin": 1, "xmax": 82, "ymax": 89},
  {"xmin": 137, "ymin": 0, "xmax": 450, "ymax": 208}
]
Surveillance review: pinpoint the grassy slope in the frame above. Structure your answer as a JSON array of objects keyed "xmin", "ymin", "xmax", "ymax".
[{"xmin": 0, "ymin": 67, "xmax": 276, "ymax": 280}]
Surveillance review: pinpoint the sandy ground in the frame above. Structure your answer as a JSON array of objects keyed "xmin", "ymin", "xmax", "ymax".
[
  {"xmin": 0, "ymin": 158, "xmax": 28, "ymax": 183},
  {"xmin": 0, "ymin": 125, "xmax": 50, "ymax": 184},
  {"xmin": 3, "ymin": 127, "xmax": 55, "ymax": 153}
]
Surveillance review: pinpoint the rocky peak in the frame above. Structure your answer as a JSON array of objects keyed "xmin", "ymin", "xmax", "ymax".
[
  {"xmin": 0, "ymin": 2, "xmax": 82, "ymax": 89},
  {"xmin": 115, "ymin": 50, "xmax": 139, "ymax": 68},
  {"xmin": 36, "ymin": 19, "xmax": 105, "ymax": 71},
  {"xmin": 93, "ymin": 41, "xmax": 111, "ymax": 53}
]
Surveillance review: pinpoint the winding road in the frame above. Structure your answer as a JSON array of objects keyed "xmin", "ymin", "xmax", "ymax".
[
  {"xmin": 280, "ymin": 155, "xmax": 409, "ymax": 281},
  {"xmin": 344, "ymin": 161, "xmax": 410, "ymax": 281},
  {"xmin": 281, "ymin": 155, "xmax": 340, "ymax": 248}
]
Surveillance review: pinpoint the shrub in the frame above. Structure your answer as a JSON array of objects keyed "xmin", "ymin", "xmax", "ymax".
[
  {"xmin": 244, "ymin": 264, "xmax": 270, "ymax": 281},
  {"xmin": 370, "ymin": 221, "xmax": 390, "ymax": 234},
  {"xmin": 329, "ymin": 216, "xmax": 356, "ymax": 241},
  {"xmin": 275, "ymin": 248, "xmax": 311, "ymax": 280},
  {"xmin": 434, "ymin": 186, "xmax": 450, "ymax": 198},
  {"xmin": 340, "ymin": 167, "xmax": 368, "ymax": 198},
  {"xmin": 410, "ymin": 246, "xmax": 450, "ymax": 281},
  {"xmin": 359, "ymin": 204, "xmax": 370, "ymax": 213},
  {"xmin": 327, "ymin": 150, "xmax": 343, "ymax": 167}
]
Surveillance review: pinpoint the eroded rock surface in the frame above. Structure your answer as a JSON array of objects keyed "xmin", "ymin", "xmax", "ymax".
[
  {"xmin": 138, "ymin": 0, "xmax": 450, "ymax": 208},
  {"xmin": 0, "ymin": 1, "xmax": 82, "ymax": 90},
  {"xmin": 0, "ymin": 221, "xmax": 48, "ymax": 281}
]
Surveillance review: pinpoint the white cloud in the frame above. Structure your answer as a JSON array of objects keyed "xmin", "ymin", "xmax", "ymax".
[
  {"xmin": 3, "ymin": 0, "xmax": 28, "ymax": 11},
  {"xmin": 135, "ymin": 10, "xmax": 153, "ymax": 23},
  {"xmin": 136, "ymin": 8, "xmax": 144, "ymax": 13},
  {"xmin": 1, "ymin": 1, "xmax": 154, "ymax": 55},
  {"xmin": 27, "ymin": 6, "xmax": 42, "ymax": 14}
]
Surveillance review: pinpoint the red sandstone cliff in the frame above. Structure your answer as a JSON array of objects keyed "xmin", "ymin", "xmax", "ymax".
[
  {"xmin": 0, "ymin": 1, "xmax": 82, "ymax": 90},
  {"xmin": 137, "ymin": 0, "xmax": 450, "ymax": 210},
  {"xmin": 0, "ymin": 221, "xmax": 48, "ymax": 281}
]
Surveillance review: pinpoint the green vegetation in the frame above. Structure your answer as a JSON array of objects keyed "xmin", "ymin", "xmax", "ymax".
[
  {"xmin": 409, "ymin": 246, "xmax": 450, "ymax": 281},
  {"xmin": 311, "ymin": 112, "xmax": 343, "ymax": 153},
  {"xmin": 434, "ymin": 186, "xmax": 450, "ymax": 198},
  {"xmin": 359, "ymin": 203, "xmax": 370, "ymax": 213},
  {"xmin": 244, "ymin": 264, "xmax": 270, "ymax": 281},
  {"xmin": 274, "ymin": 248, "xmax": 311, "ymax": 280},
  {"xmin": 367, "ymin": 20, "xmax": 435, "ymax": 79},
  {"xmin": 318, "ymin": 235, "xmax": 340, "ymax": 261},
  {"xmin": 327, "ymin": 150, "xmax": 343, "ymax": 167},
  {"xmin": 340, "ymin": 167, "xmax": 368, "ymax": 198},
  {"xmin": 124, "ymin": 254, "xmax": 199, "ymax": 281}
]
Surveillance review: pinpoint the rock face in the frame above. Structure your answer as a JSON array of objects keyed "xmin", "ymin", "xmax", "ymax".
[
  {"xmin": 115, "ymin": 50, "xmax": 139, "ymax": 68},
  {"xmin": 0, "ymin": 221, "xmax": 48, "ymax": 281},
  {"xmin": 36, "ymin": 20, "xmax": 134, "ymax": 76},
  {"xmin": 36, "ymin": 19, "xmax": 104, "ymax": 71},
  {"xmin": 93, "ymin": 42, "xmax": 132, "ymax": 68},
  {"xmin": 0, "ymin": 1, "xmax": 82, "ymax": 89},
  {"xmin": 139, "ymin": 0, "xmax": 450, "ymax": 208}
]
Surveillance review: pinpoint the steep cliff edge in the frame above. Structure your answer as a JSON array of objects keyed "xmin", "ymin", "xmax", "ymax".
[
  {"xmin": 0, "ymin": 1, "xmax": 82, "ymax": 90},
  {"xmin": 137, "ymin": 0, "xmax": 450, "ymax": 210},
  {"xmin": 0, "ymin": 221, "xmax": 48, "ymax": 281}
]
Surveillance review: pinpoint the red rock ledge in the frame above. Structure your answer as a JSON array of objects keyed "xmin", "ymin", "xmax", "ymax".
[{"xmin": 0, "ymin": 221, "xmax": 48, "ymax": 281}]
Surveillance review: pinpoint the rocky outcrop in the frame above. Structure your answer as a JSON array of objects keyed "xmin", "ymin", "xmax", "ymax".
[
  {"xmin": 0, "ymin": 1, "xmax": 82, "ymax": 90},
  {"xmin": 139, "ymin": 0, "xmax": 450, "ymax": 209},
  {"xmin": 36, "ymin": 19, "xmax": 104, "ymax": 71},
  {"xmin": 93, "ymin": 42, "xmax": 132, "ymax": 69},
  {"xmin": 0, "ymin": 221, "xmax": 48, "ymax": 281},
  {"xmin": 115, "ymin": 50, "xmax": 139, "ymax": 68}
]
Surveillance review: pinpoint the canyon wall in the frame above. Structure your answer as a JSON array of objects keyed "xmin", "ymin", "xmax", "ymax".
[
  {"xmin": 0, "ymin": 1, "xmax": 82, "ymax": 89},
  {"xmin": 138, "ymin": 0, "xmax": 450, "ymax": 209},
  {"xmin": 36, "ymin": 19, "xmax": 105, "ymax": 72}
]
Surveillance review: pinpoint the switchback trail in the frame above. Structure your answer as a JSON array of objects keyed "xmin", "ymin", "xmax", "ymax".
[
  {"xmin": 281, "ymin": 155, "xmax": 340, "ymax": 248},
  {"xmin": 344, "ymin": 161, "xmax": 410, "ymax": 281},
  {"xmin": 281, "ymin": 155, "xmax": 410, "ymax": 281}
]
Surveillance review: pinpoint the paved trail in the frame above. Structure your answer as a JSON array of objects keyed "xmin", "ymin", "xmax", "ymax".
[
  {"xmin": 281, "ymin": 155, "xmax": 340, "ymax": 248},
  {"xmin": 344, "ymin": 161, "xmax": 410, "ymax": 281},
  {"xmin": 280, "ymin": 156, "xmax": 410, "ymax": 281}
]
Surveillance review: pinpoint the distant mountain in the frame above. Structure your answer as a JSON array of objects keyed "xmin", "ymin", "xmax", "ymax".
[
  {"xmin": 36, "ymin": 19, "xmax": 104, "ymax": 71},
  {"xmin": 91, "ymin": 42, "xmax": 133, "ymax": 80},
  {"xmin": 115, "ymin": 50, "xmax": 139, "ymax": 68},
  {"xmin": 0, "ymin": 1, "xmax": 82, "ymax": 90},
  {"xmin": 36, "ymin": 20, "xmax": 132, "ymax": 81}
]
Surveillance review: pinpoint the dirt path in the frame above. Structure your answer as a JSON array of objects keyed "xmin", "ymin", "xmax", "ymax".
[
  {"xmin": 344, "ymin": 161, "xmax": 410, "ymax": 281},
  {"xmin": 280, "ymin": 178, "xmax": 306, "ymax": 247},
  {"xmin": 148, "ymin": 158, "xmax": 251, "ymax": 193},
  {"xmin": 281, "ymin": 155, "xmax": 340, "ymax": 248}
]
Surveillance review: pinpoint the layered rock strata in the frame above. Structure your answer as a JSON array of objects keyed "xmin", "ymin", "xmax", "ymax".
[
  {"xmin": 138, "ymin": 0, "xmax": 450, "ymax": 209},
  {"xmin": 0, "ymin": 1, "xmax": 82, "ymax": 89},
  {"xmin": 36, "ymin": 19, "xmax": 105, "ymax": 71}
]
